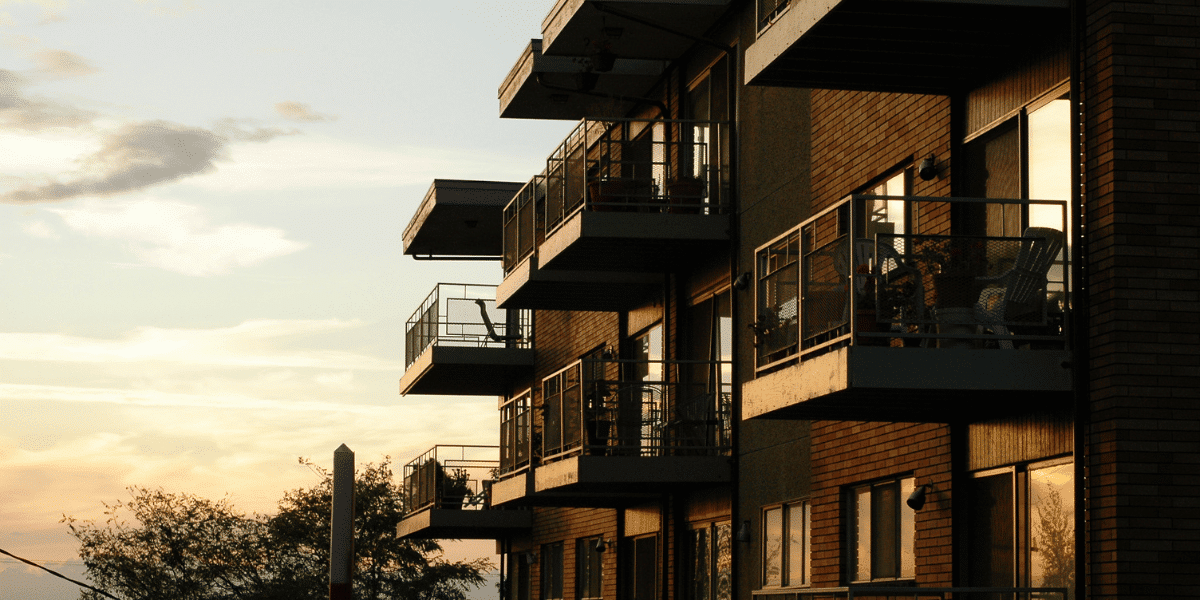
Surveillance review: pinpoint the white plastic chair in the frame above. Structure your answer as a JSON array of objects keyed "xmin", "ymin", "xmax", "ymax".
[{"xmin": 973, "ymin": 227, "xmax": 1065, "ymax": 349}]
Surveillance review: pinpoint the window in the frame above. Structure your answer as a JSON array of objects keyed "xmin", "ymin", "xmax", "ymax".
[
  {"xmin": 576, "ymin": 537, "xmax": 604, "ymax": 600},
  {"xmin": 690, "ymin": 521, "xmax": 732, "ymax": 600},
  {"xmin": 963, "ymin": 91, "xmax": 1071, "ymax": 299},
  {"xmin": 762, "ymin": 501, "xmax": 811, "ymax": 588},
  {"xmin": 758, "ymin": 0, "xmax": 790, "ymax": 30},
  {"xmin": 541, "ymin": 542, "xmax": 564, "ymax": 600},
  {"xmin": 968, "ymin": 459, "xmax": 1074, "ymax": 599},
  {"xmin": 623, "ymin": 535, "xmax": 657, "ymax": 600},
  {"xmin": 848, "ymin": 478, "xmax": 916, "ymax": 582}
]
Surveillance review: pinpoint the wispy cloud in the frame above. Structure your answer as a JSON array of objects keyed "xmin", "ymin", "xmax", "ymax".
[
  {"xmin": 31, "ymin": 49, "xmax": 97, "ymax": 79},
  {"xmin": 0, "ymin": 319, "xmax": 398, "ymax": 369},
  {"xmin": 19, "ymin": 218, "xmax": 58, "ymax": 239},
  {"xmin": 46, "ymin": 197, "xmax": 307, "ymax": 275},
  {"xmin": 274, "ymin": 101, "xmax": 335, "ymax": 123},
  {"xmin": 0, "ymin": 68, "xmax": 97, "ymax": 132}
]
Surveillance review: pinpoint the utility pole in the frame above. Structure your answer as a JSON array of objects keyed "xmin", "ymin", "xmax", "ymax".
[{"xmin": 330, "ymin": 444, "xmax": 354, "ymax": 600}]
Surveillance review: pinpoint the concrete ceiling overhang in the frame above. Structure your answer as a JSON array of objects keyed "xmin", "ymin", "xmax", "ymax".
[
  {"xmin": 500, "ymin": 39, "xmax": 667, "ymax": 120},
  {"xmin": 402, "ymin": 179, "xmax": 524, "ymax": 257},
  {"xmin": 745, "ymin": 0, "xmax": 1070, "ymax": 94},
  {"xmin": 541, "ymin": 0, "xmax": 732, "ymax": 60}
]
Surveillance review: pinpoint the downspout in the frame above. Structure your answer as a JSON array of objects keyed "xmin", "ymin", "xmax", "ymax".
[
  {"xmin": 1069, "ymin": 0, "xmax": 1089, "ymax": 598},
  {"xmin": 726, "ymin": 38, "xmax": 743, "ymax": 600}
]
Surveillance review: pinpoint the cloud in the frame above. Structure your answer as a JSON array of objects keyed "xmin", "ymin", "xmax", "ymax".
[
  {"xmin": 45, "ymin": 197, "xmax": 308, "ymax": 275},
  {"xmin": 0, "ymin": 68, "xmax": 97, "ymax": 132},
  {"xmin": 274, "ymin": 101, "xmax": 335, "ymax": 123},
  {"xmin": 31, "ymin": 49, "xmax": 97, "ymax": 79},
  {"xmin": 0, "ymin": 318, "xmax": 398, "ymax": 370},
  {"xmin": 19, "ymin": 219, "xmax": 57, "ymax": 239},
  {"xmin": 2, "ymin": 121, "xmax": 227, "ymax": 203}
]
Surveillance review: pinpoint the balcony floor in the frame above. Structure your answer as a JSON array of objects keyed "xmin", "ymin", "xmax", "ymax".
[
  {"xmin": 539, "ymin": 210, "xmax": 730, "ymax": 272},
  {"xmin": 745, "ymin": 0, "xmax": 1069, "ymax": 94},
  {"xmin": 396, "ymin": 506, "xmax": 532, "ymax": 540},
  {"xmin": 399, "ymin": 346, "xmax": 534, "ymax": 396},
  {"xmin": 744, "ymin": 345, "xmax": 1073, "ymax": 422},
  {"xmin": 497, "ymin": 254, "xmax": 659, "ymax": 311}
]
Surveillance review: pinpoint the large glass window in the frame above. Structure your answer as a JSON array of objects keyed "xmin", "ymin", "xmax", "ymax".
[
  {"xmin": 541, "ymin": 542, "xmax": 564, "ymax": 600},
  {"xmin": 968, "ymin": 460, "xmax": 1075, "ymax": 599},
  {"xmin": 624, "ymin": 535, "xmax": 657, "ymax": 600},
  {"xmin": 848, "ymin": 478, "xmax": 916, "ymax": 582},
  {"xmin": 576, "ymin": 537, "xmax": 604, "ymax": 600},
  {"xmin": 763, "ymin": 501, "xmax": 811, "ymax": 588},
  {"xmin": 691, "ymin": 521, "xmax": 732, "ymax": 600}
]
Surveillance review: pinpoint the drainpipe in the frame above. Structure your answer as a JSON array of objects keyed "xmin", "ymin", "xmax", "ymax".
[{"xmin": 1069, "ymin": 0, "xmax": 1089, "ymax": 597}]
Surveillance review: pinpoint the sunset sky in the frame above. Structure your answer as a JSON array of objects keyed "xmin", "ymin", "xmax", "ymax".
[{"xmin": 0, "ymin": 1, "xmax": 571, "ymax": 596}]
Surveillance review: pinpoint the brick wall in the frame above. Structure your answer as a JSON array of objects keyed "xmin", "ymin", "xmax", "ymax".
[
  {"xmin": 808, "ymin": 421, "xmax": 954, "ymax": 587},
  {"xmin": 810, "ymin": 90, "xmax": 952, "ymax": 209},
  {"xmin": 1083, "ymin": 0, "xmax": 1200, "ymax": 597}
]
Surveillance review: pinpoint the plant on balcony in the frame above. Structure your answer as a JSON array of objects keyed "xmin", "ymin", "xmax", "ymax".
[
  {"xmin": 436, "ymin": 465, "xmax": 472, "ymax": 510},
  {"xmin": 913, "ymin": 238, "xmax": 988, "ymax": 309}
]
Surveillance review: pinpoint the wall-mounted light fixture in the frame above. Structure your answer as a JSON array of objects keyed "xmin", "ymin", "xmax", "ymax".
[
  {"xmin": 595, "ymin": 537, "xmax": 611, "ymax": 553},
  {"xmin": 524, "ymin": 551, "xmax": 538, "ymax": 565},
  {"xmin": 906, "ymin": 483, "xmax": 933, "ymax": 510},
  {"xmin": 736, "ymin": 520, "xmax": 752, "ymax": 543},
  {"xmin": 918, "ymin": 155, "xmax": 937, "ymax": 181},
  {"xmin": 733, "ymin": 271, "xmax": 752, "ymax": 291}
]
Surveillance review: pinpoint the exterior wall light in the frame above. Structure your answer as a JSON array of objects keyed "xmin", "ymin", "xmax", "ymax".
[
  {"xmin": 918, "ymin": 155, "xmax": 937, "ymax": 181},
  {"xmin": 906, "ymin": 483, "xmax": 932, "ymax": 510}
]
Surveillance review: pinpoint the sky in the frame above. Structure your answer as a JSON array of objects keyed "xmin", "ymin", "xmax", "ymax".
[{"xmin": 0, "ymin": 1, "xmax": 573, "ymax": 597}]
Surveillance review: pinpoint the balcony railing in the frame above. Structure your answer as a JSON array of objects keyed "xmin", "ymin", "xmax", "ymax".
[
  {"xmin": 402, "ymin": 445, "xmax": 499, "ymax": 514},
  {"xmin": 751, "ymin": 586, "xmax": 1069, "ymax": 600},
  {"xmin": 500, "ymin": 390, "xmax": 534, "ymax": 476},
  {"xmin": 754, "ymin": 196, "xmax": 1070, "ymax": 371},
  {"xmin": 404, "ymin": 283, "xmax": 532, "ymax": 369},
  {"xmin": 502, "ymin": 117, "xmax": 729, "ymax": 273},
  {"xmin": 537, "ymin": 357, "xmax": 732, "ymax": 464}
]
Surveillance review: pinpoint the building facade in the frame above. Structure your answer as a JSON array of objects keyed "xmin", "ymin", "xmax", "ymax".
[{"xmin": 397, "ymin": 2, "xmax": 1199, "ymax": 600}]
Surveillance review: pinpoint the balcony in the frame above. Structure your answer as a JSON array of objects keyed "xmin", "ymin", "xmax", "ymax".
[
  {"xmin": 497, "ymin": 118, "xmax": 731, "ymax": 310},
  {"xmin": 396, "ymin": 445, "xmax": 532, "ymax": 540},
  {"xmin": 492, "ymin": 357, "xmax": 732, "ymax": 507},
  {"xmin": 399, "ymin": 284, "xmax": 533, "ymax": 396},
  {"xmin": 744, "ymin": 195, "xmax": 1073, "ymax": 422},
  {"xmin": 403, "ymin": 179, "xmax": 524, "ymax": 258},
  {"xmin": 499, "ymin": 39, "xmax": 667, "ymax": 120},
  {"xmin": 541, "ymin": 0, "xmax": 732, "ymax": 60},
  {"xmin": 744, "ymin": 0, "xmax": 1069, "ymax": 94}
]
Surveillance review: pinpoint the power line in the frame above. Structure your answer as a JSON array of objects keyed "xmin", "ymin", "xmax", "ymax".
[{"xmin": 0, "ymin": 547, "xmax": 122, "ymax": 600}]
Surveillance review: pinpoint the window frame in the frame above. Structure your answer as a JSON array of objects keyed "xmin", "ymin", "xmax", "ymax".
[
  {"xmin": 576, "ymin": 536, "xmax": 604, "ymax": 600},
  {"xmin": 760, "ymin": 500, "xmax": 812, "ymax": 589},
  {"xmin": 690, "ymin": 520, "xmax": 732, "ymax": 600},
  {"xmin": 846, "ymin": 477, "xmax": 916, "ymax": 584},
  {"xmin": 541, "ymin": 541, "xmax": 564, "ymax": 600}
]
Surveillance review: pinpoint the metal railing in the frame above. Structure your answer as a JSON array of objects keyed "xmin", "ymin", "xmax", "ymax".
[
  {"xmin": 402, "ymin": 445, "xmax": 499, "ymax": 514},
  {"xmin": 404, "ymin": 283, "xmax": 532, "ymax": 369},
  {"xmin": 501, "ymin": 117, "xmax": 729, "ymax": 273},
  {"xmin": 499, "ymin": 390, "xmax": 533, "ymax": 476},
  {"xmin": 752, "ymin": 586, "xmax": 1069, "ymax": 600},
  {"xmin": 539, "ymin": 357, "xmax": 733, "ymax": 464},
  {"xmin": 754, "ymin": 195, "xmax": 1070, "ymax": 370}
]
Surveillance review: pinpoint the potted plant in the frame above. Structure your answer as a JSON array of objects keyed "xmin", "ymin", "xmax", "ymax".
[{"xmin": 436, "ymin": 464, "xmax": 472, "ymax": 510}]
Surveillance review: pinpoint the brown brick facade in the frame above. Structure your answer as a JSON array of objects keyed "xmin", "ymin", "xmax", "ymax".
[{"xmin": 1083, "ymin": 1, "xmax": 1200, "ymax": 597}]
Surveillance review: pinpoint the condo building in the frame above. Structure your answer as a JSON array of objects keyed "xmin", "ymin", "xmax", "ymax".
[{"xmin": 397, "ymin": 2, "xmax": 1199, "ymax": 600}]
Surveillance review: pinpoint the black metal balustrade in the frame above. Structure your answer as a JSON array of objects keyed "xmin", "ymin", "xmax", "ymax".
[
  {"xmin": 501, "ymin": 117, "xmax": 729, "ymax": 274},
  {"xmin": 537, "ymin": 357, "xmax": 733, "ymax": 464},
  {"xmin": 404, "ymin": 283, "xmax": 532, "ymax": 369},
  {"xmin": 754, "ymin": 195, "xmax": 1070, "ymax": 370},
  {"xmin": 402, "ymin": 445, "xmax": 499, "ymax": 514}
]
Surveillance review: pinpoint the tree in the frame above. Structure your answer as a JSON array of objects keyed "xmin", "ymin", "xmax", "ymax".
[{"xmin": 63, "ymin": 458, "xmax": 490, "ymax": 600}]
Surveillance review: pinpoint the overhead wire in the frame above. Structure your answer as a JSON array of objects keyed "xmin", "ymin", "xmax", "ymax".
[{"xmin": 0, "ymin": 546, "xmax": 123, "ymax": 600}]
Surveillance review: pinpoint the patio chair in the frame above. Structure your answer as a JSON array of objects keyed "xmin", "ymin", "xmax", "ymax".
[
  {"xmin": 473, "ymin": 299, "xmax": 524, "ymax": 343},
  {"xmin": 972, "ymin": 227, "xmax": 1065, "ymax": 349}
]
